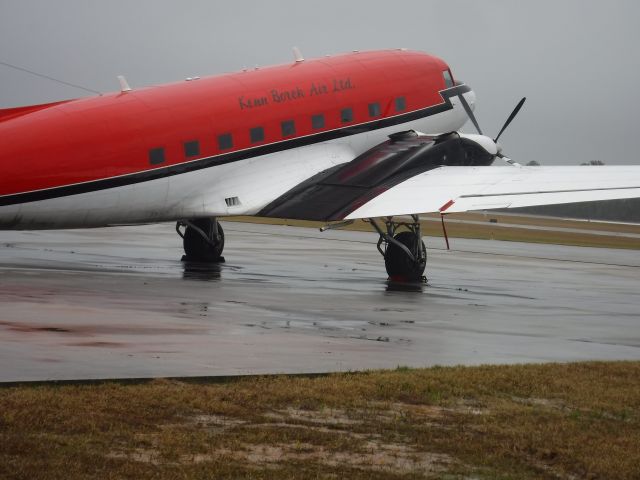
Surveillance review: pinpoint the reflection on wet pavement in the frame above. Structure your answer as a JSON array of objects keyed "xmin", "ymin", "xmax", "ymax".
[
  {"xmin": 0, "ymin": 222, "xmax": 639, "ymax": 382},
  {"xmin": 182, "ymin": 261, "xmax": 224, "ymax": 281}
]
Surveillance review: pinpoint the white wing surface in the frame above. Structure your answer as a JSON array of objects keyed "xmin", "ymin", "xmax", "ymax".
[{"xmin": 345, "ymin": 165, "xmax": 640, "ymax": 219}]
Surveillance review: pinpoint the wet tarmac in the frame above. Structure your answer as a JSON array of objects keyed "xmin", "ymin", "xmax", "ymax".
[{"xmin": 1, "ymin": 222, "xmax": 639, "ymax": 382}]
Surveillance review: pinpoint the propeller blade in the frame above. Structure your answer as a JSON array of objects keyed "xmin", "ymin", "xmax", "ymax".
[
  {"xmin": 496, "ymin": 152, "xmax": 521, "ymax": 167},
  {"xmin": 457, "ymin": 93, "xmax": 482, "ymax": 135},
  {"xmin": 494, "ymin": 97, "xmax": 526, "ymax": 142}
]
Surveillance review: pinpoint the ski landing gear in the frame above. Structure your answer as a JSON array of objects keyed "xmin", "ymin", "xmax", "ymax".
[
  {"xmin": 176, "ymin": 218, "xmax": 225, "ymax": 262},
  {"xmin": 368, "ymin": 215, "xmax": 427, "ymax": 282}
]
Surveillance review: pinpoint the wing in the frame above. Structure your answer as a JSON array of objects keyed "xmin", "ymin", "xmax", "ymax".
[
  {"xmin": 345, "ymin": 164, "xmax": 640, "ymax": 219},
  {"xmin": 257, "ymin": 133, "xmax": 640, "ymax": 221}
]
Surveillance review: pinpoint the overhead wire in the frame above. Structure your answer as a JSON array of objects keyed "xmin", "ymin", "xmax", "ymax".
[{"xmin": 0, "ymin": 60, "xmax": 102, "ymax": 95}]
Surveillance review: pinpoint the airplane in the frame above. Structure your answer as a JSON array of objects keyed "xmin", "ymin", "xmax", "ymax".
[{"xmin": 1, "ymin": 48, "xmax": 639, "ymax": 281}]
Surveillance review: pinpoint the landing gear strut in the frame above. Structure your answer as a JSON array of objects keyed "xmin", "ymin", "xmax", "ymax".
[
  {"xmin": 176, "ymin": 218, "xmax": 225, "ymax": 262},
  {"xmin": 368, "ymin": 215, "xmax": 426, "ymax": 282}
]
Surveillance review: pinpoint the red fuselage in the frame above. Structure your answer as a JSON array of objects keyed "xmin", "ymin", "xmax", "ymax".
[{"xmin": 0, "ymin": 50, "xmax": 452, "ymax": 203}]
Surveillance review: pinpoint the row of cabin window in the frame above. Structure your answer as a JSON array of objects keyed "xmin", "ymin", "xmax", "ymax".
[{"xmin": 148, "ymin": 97, "xmax": 407, "ymax": 165}]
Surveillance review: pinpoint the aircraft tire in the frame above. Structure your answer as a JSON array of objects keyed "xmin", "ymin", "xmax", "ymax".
[
  {"xmin": 183, "ymin": 219, "xmax": 225, "ymax": 262},
  {"xmin": 384, "ymin": 231, "xmax": 426, "ymax": 281}
]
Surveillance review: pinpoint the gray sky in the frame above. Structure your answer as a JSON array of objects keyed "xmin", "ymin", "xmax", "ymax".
[{"xmin": 1, "ymin": 0, "xmax": 639, "ymax": 165}]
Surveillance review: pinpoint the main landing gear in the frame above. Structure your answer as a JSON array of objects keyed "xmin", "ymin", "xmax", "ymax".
[
  {"xmin": 367, "ymin": 215, "xmax": 427, "ymax": 282},
  {"xmin": 177, "ymin": 216, "xmax": 426, "ymax": 281},
  {"xmin": 176, "ymin": 218, "xmax": 225, "ymax": 262}
]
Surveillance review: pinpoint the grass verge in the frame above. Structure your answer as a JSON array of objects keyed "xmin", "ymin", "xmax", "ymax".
[
  {"xmin": 2, "ymin": 361, "xmax": 639, "ymax": 479},
  {"xmin": 225, "ymin": 214, "xmax": 640, "ymax": 250}
]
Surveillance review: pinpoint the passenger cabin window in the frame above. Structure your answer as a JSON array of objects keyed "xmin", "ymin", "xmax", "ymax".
[
  {"xmin": 395, "ymin": 97, "xmax": 406, "ymax": 112},
  {"xmin": 184, "ymin": 140, "xmax": 200, "ymax": 158},
  {"xmin": 443, "ymin": 70, "xmax": 454, "ymax": 89},
  {"xmin": 250, "ymin": 127, "xmax": 264, "ymax": 143},
  {"xmin": 148, "ymin": 147, "xmax": 165, "ymax": 165},
  {"xmin": 218, "ymin": 133, "xmax": 233, "ymax": 150},
  {"xmin": 312, "ymin": 114, "xmax": 325, "ymax": 130},
  {"xmin": 341, "ymin": 108, "xmax": 353, "ymax": 123},
  {"xmin": 368, "ymin": 102, "xmax": 381, "ymax": 118},
  {"xmin": 281, "ymin": 120, "xmax": 295, "ymax": 137}
]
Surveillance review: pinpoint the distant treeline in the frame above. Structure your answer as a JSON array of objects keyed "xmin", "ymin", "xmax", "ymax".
[{"xmin": 502, "ymin": 198, "xmax": 640, "ymax": 223}]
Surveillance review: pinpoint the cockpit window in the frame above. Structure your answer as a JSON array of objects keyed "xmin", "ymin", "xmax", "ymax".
[{"xmin": 442, "ymin": 70, "xmax": 454, "ymax": 89}]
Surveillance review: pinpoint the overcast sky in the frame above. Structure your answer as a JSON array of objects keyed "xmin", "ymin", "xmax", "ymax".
[{"xmin": 1, "ymin": 0, "xmax": 638, "ymax": 165}]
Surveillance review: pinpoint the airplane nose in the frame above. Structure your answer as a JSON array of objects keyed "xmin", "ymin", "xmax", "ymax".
[
  {"xmin": 462, "ymin": 87, "xmax": 476, "ymax": 110},
  {"xmin": 454, "ymin": 84, "xmax": 482, "ymax": 135}
]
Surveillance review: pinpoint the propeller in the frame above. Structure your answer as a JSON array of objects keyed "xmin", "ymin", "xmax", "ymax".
[
  {"xmin": 457, "ymin": 93, "xmax": 526, "ymax": 165},
  {"xmin": 457, "ymin": 93, "xmax": 483, "ymax": 136},
  {"xmin": 494, "ymin": 97, "xmax": 526, "ymax": 143}
]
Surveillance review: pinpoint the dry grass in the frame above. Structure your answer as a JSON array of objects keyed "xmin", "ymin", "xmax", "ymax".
[
  {"xmin": 2, "ymin": 362, "xmax": 640, "ymax": 479},
  {"xmin": 225, "ymin": 214, "xmax": 640, "ymax": 250}
]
